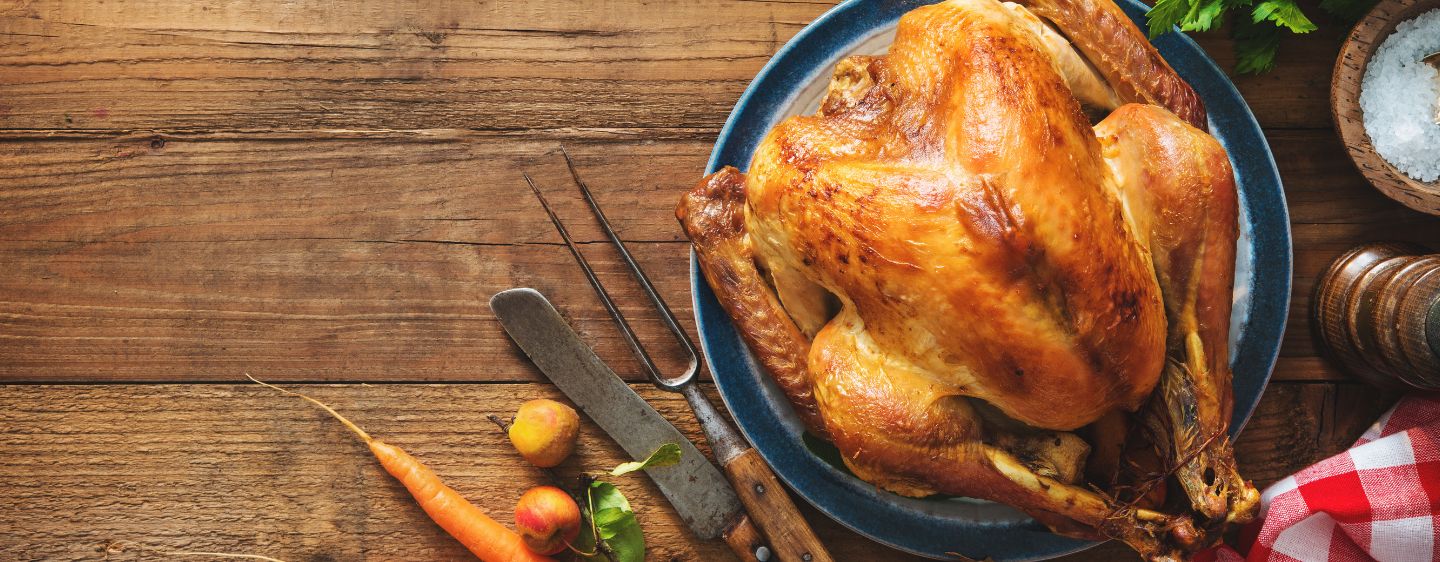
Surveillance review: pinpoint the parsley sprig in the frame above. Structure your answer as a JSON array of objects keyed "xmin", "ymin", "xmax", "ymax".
[{"xmin": 1145, "ymin": 0, "xmax": 1376, "ymax": 73}]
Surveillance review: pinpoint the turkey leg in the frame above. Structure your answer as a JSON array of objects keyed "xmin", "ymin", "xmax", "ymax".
[{"xmin": 1095, "ymin": 104, "xmax": 1259, "ymax": 527}]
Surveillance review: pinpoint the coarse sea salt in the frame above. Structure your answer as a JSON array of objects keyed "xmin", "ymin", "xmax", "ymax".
[{"xmin": 1359, "ymin": 8, "xmax": 1440, "ymax": 183}]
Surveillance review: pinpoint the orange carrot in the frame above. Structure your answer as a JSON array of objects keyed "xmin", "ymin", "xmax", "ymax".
[{"xmin": 250, "ymin": 376, "xmax": 553, "ymax": 562}]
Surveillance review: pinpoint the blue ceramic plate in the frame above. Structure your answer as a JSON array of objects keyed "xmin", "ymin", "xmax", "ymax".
[{"xmin": 690, "ymin": 1, "xmax": 1291, "ymax": 559}]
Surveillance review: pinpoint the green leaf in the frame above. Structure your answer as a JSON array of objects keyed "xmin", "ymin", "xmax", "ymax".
[
  {"xmin": 1250, "ymin": 0, "xmax": 1317, "ymax": 33},
  {"xmin": 1145, "ymin": 0, "xmax": 1192, "ymax": 37},
  {"xmin": 1148, "ymin": 0, "xmax": 1334, "ymax": 73},
  {"xmin": 589, "ymin": 481, "xmax": 632, "ymax": 513},
  {"xmin": 1231, "ymin": 14, "xmax": 1283, "ymax": 74},
  {"xmin": 610, "ymin": 443, "xmax": 683, "ymax": 476},
  {"xmin": 593, "ymin": 507, "xmax": 638, "ymax": 539},
  {"xmin": 1180, "ymin": 0, "xmax": 1228, "ymax": 32},
  {"xmin": 579, "ymin": 481, "xmax": 645, "ymax": 562},
  {"xmin": 594, "ymin": 508, "xmax": 644, "ymax": 562}
]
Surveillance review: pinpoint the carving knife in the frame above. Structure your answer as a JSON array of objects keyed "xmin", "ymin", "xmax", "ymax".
[{"xmin": 491, "ymin": 288, "xmax": 830, "ymax": 562}]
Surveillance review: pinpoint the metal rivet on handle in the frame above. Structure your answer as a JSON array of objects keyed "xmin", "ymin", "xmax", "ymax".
[
  {"xmin": 802, "ymin": 554, "xmax": 813, "ymax": 561},
  {"xmin": 754, "ymin": 483, "xmax": 765, "ymax": 494},
  {"xmin": 755, "ymin": 546, "xmax": 771, "ymax": 561}
]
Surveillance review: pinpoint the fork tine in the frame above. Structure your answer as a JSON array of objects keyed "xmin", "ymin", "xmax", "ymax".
[
  {"xmin": 523, "ymin": 172, "xmax": 689, "ymax": 389},
  {"xmin": 559, "ymin": 145, "xmax": 700, "ymax": 386}
]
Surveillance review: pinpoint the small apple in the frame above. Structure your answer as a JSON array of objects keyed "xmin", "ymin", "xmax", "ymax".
[
  {"xmin": 514, "ymin": 485, "xmax": 581, "ymax": 555},
  {"xmin": 507, "ymin": 399, "xmax": 580, "ymax": 468}
]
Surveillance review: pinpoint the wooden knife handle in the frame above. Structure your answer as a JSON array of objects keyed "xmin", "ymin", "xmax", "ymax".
[
  {"xmin": 722, "ymin": 513, "xmax": 767, "ymax": 562},
  {"xmin": 722, "ymin": 447, "xmax": 835, "ymax": 562}
]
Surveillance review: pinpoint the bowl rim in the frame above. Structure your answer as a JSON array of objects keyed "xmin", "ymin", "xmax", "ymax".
[{"xmin": 1330, "ymin": 0, "xmax": 1440, "ymax": 214}]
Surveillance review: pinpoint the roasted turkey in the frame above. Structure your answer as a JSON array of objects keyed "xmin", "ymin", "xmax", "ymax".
[{"xmin": 677, "ymin": 0, "xmax": 1259, "ymax": 559}]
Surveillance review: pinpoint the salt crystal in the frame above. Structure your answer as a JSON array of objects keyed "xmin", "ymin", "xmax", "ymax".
[{"xmin": 1359, "ymin": 8, "xmax": 1440, "ymax": 183}]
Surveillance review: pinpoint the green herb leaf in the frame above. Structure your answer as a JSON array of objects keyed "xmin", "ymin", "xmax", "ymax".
[
  {"xmin": 1250, "ymin": 0, "xmax": 1317, "ymax": 33},
  {"xmin": 1232, "ymin": 14, "xmax": 1283, "ymax": 74},
  {"xmin": 1141, "ymin": 0, "xmax": 1331, "ymax": 73},
  {"xmin": 1180, "ymin": 0, "xmax": 1228, "ymax": 32},
  {"xmin": 578, "ymin": 481, "xmax": 645, "ymax": 562},
  {"xmin": 1145, "ymin": 0, "xmax": 1192, "ymax": 37},
  {"xmin": 610, "ymin": 443, "xmax": 683, "ymax": 476}
]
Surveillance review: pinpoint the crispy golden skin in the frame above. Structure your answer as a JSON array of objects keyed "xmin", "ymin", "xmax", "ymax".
[
  {"xmin": 678, "ymin": 0, "xmax": 1256, "ymax": 558},
  {"xmin": 1096, "ymin": 104, "xmax": 1259, "ymax": 525},
  {"xmin": 742, "ymin": 0, "xmax": 1167, "ymax": 432}
]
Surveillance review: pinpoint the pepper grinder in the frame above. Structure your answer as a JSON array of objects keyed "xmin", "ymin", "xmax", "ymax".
[{"xmin": 1314, "ymin": 242, "xmax": 1440, "ymax": 390}]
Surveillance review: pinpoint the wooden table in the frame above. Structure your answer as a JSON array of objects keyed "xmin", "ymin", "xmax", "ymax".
[{"xmin": 1, "ymin": 1, "xmax": 1432, "ymax": 560}]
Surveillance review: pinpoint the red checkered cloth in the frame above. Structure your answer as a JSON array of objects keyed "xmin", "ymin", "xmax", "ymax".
[{"xmin": 1206, "ymin": 392, "xmax": 1440, "ymax": 562}]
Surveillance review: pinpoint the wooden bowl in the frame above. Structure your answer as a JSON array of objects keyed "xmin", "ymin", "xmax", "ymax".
[{"xmin": 1331, "ymin": 0, "xmax": 1440, "ymax": 215}]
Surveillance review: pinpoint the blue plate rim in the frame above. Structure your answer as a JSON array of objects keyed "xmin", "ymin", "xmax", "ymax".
[{"xmin": 690, "ymin": 0, "xmax": 1292, "ymax": 558}]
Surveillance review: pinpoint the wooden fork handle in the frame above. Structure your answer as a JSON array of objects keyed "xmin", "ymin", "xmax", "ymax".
[
  {"xmin": 722, "ymin": 513, "xmax": 768, "ymax": 562},
  {"xmin": 722, "ymin": 447, "xmax": 835, "ymax": 562}
]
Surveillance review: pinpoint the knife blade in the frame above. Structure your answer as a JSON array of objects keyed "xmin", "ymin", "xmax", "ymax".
[{"xmin": 490, "ymin": 287, "xmax": 744, "ymax": 540}]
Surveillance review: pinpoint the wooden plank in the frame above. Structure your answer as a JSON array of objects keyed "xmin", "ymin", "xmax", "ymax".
[
  {"xmin": 0, "ymin": 381, "xmax": 1391, "ymax": 561},
  {"xmin": 0, "ymin": 136, "xmax": 706, "ymax": 245},
  {"xmin": 1272, "ymin": 129, "xmax": 1440, "ymax": 228},
  {"xmin": 0, "ymin": 137, "xmax": 710, "ymax": 382},
  {"xmin": 1193, "ymin": 25, "xmax": 1347, "ymax": 132},
  {"xmin": 1280, "ymin": 128, "xmax": 1440, "ymax": 378},
  {"xmin": 4, "ymin": 132, "xmax": 1437, "ymax": 383},
  {"xmin": 1269, "ymin": 130, "xmax": 1440, "ymax": 381},
  {"xmin": 0, "ymin": 0, "xmax": 809, "ymax": 133},
  {"xmin": 0, "ymin": 0, "xmax": 1346, "ymax": 134},
  {"xmin": 1249, "ymin": 130, "xmax": 1440, "ymax": 383},
  {"xmin": 1232, "ymin": 381, "xmax": 1398, "ymax": 485},
  {"xmin": 0, "ymin": 238, "xmax": 706, "ymax": 383}
]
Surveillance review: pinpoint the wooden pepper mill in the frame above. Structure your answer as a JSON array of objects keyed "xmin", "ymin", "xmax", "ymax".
[{"xmin": 1314, "ymin": 243, "xmax": 1440, "ymax": 389}]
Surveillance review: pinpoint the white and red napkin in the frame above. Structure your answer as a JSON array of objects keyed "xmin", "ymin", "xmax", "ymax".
[{"xmin": 1206, "ymin": 392, "xmax": 1440, "ymax": 562}]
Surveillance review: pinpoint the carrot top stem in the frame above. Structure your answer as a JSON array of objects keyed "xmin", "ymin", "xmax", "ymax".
[{"xmin": 246, "ymin": 374, "xmax": 374, "ymax": 444}]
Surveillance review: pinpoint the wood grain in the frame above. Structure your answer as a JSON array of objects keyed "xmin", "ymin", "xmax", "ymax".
[
  {"xmin": 0, "ymin": 0, "xmax": 1347, "ymax": 134},
  {"xmin": 0, "ymin": 382, "xmax": 1392, "ymax": 562},
  {"xmin": 0, "ymin": 138, "xmax": 708, "ymax": 382},
  {"xmin": 722, "ymin": 515, "xmax": 767, "ymax": 562}
]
